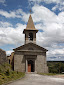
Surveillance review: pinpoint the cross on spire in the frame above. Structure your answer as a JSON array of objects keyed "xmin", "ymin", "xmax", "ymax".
[{"xmin": 30, "ymin": 9, "xmax": 32, "ymax": 14}]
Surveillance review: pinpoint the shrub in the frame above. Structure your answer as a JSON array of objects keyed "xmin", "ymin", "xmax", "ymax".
[
  {"xmin": 0, "ymin": 68, "xmax": 2, "ymax": 73},
  {"xmin": 17, "ymin": 71, "xmax": 18, "ymax": 74},
  {"xmin": 5, "ymin": 69, "xmax": 10, "ymax": 76},
  {"xmin": 48, "ymin": 62, "xmax": 64, "ymax": 73}
]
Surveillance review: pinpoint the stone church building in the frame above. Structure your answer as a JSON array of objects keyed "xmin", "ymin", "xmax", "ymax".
[{"xmin": 13, "ymin": 14, "xmax": 48, "ymax": 73}]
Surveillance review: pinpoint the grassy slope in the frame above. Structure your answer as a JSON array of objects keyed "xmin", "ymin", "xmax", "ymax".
[{"xmin": 0, "ymin": 63, "xmax": 25, "ymax": 85}]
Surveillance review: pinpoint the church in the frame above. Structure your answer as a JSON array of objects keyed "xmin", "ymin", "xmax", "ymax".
[{"xmin": 13, "ymin": 14, "xmax": 48, "ymax": 73}]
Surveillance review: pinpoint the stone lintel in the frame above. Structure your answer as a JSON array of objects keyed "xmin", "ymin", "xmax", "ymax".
[{"xmin": 15, "ymin": 51, "xmax": 46, "ymax": 55}]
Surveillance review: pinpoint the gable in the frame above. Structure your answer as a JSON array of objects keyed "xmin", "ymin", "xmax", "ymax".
[{"xmin": 13, "ymin": 43, "xmax": 48, "ymax": 52}]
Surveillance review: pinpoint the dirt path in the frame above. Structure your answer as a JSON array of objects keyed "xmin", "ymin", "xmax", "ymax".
[
  {"xmin": 54, "ymin": 74, "xmax": 64, "ymax": 79},
  {"xmin": 7, "ymin": 74, "xmax": 64, "ymax": 85}
]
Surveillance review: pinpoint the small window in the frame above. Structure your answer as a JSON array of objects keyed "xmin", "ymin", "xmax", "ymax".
[{"xmin": 28, "ymin": 33, "xmax": 33, "ymax": 41}]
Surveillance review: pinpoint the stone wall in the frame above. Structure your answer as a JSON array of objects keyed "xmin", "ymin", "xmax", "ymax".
[
  {"xmin": 0, "ymin": 49, "xmax": 6, "ymax": 64},
  {"xmin": 36, "ymin": 53, "xmax": 48, "ymax": 73},
  {"xmin": 14, "ymin": 54, "xmax": 25, "ymax": 72}
]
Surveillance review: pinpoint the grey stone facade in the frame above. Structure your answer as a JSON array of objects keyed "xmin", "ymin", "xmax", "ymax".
[
  {"xmin": 13, "ymin": 14, "xmax": 48, "ymax": 73},
  {"xmin": 13, "ymin": 43, "xmax": 48, "ymax": 73}
]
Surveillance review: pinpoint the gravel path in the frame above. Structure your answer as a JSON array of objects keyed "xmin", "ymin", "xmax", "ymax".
[{"xmin": 7, "ymin": 74, "xmax": 64, "ymax": 85}]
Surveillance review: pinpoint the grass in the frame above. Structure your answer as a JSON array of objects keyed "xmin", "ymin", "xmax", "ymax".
[
  {"xmin": 39, "ymin": 73, "xmax": 57, "ymax": 76},
  {"xmin": 0, "ymin": 63, "xmax": 25, "ymax": 85},
  {"xmin": 0, "ymin": 71, "xmax": 25, "ymax": 85}
]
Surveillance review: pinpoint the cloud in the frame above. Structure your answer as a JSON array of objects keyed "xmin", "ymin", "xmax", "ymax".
[
  {"xmin": 32, "ymin": 5, "xmax": 57, "ymax": 23},
  {"xmin": 0, "ymin": 9, "xmax": 30, "ymax": 23},
  {"xmin": 0, "ymin": 9, "xmax": 25, "ymax": 18},
  {"xmin": 0, "ymin": 21, "xmax": 12, "ymax": 27},
  {"xmin": 0, "ymin": 22, "xmax": 26, "ymax": 55},
  {"xmin": 52, "ymin": 3, "xmax": 64, "ymax": 11},
  {"xmin": 28, "ymin": 0, "xmax": 42, "ymax": 4},
  {"xmin": 0, "ymin": 0, "xmax": 5, "ymax": 4},
  {"xmin": 28, "ymin": 0, "xmax": 64, "ymax": 4},
  {"xmin": 43, "ymin": 0, "xmax": 64, "ymax": 4},
  {"xmin": 28, "ymin": 0, "xmax": 64, "ymax": 11},
  {"xmin": 47, "ymin": 48, "xmax": 64, "ymax": 61},
  {"xmin": 0, "ymin": 0, "xmax": 6, "ymax": 6},
  {"xmin": 0, "ymin": 9, "xmax": 30, "ymax": 22},
  {"xmin": 47, "ymin": 49, "xmax": 64, "ymax": 56},
  {"xmin": 6, "ymin": 50, "xmax": 13, "ymax": 56},
  {"xmin": 0, "ymin": 22, "xmax": 25, "ymax": 46}
]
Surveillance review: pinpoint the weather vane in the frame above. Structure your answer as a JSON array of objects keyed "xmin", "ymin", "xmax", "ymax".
[{"xmin": 30, "ymin": 9, "xmax": 32, "ymax": 14}]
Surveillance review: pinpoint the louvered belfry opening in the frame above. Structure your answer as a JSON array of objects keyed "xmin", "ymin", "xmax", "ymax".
[{"xmin": 29, "ymin": 33, "xmax": 33, "ymax": 41}]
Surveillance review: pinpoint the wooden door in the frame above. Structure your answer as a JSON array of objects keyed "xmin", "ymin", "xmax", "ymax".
[{"xmin": 28, "ymin": 64, "xmax": 31, "ymax": 72}]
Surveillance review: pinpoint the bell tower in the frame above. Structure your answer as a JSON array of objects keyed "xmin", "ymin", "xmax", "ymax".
[{"xmin": 23, "ymin": 14, "xmax": 38, "ymax": 44}]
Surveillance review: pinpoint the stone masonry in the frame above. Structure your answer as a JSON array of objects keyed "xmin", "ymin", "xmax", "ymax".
[{"xmin": 0, "ymin": 49, "xmax": 6, "ymax": 64}]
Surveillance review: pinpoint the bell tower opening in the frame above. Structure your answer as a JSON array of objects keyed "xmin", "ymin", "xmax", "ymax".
[{"xmin": 29, "ymin": 33, "xmax": 33, "ymax": 41}]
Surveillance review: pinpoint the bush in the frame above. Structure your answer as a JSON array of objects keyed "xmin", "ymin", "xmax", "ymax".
[
  {"xmin": 0, "ymin": 68, "xmax": 2, "ymax": 73},
  {"xmin": 5, "ymin": 69, "xmax": 10, "ymax": 76},
  {"xmin": 0, "ymin": 63, "xmax": 11, "ymax": 73},
  {"xmin": 17, "ymin": 71, "xmax": 18, "ymax": 74},
  {"xmin": 48, "ymin": 62, "xmax": 64, "ymax": 73},
  {"xmin": 0, "ymin": 63, "xmax": 25, "ymax": 85}
]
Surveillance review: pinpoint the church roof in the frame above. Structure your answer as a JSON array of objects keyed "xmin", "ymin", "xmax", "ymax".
[
  {"xmin": 23, "ymin": 14, "xmax": 38, "ymax": 33},
  {"xmin": 13, "ymin": 42, "xmax": 48, "ymax": 52},
  {"xmin": 26, "ymin": 14, "xmax": 36, "ymax": 30}
]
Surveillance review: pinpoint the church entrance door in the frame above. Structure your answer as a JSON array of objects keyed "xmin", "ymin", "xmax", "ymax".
[
  {"xmin": 28, "ymin": 60, "xmax": 34, "ymax": 72},
  {"xmin": 28, "ymin": 64, "xmax": 31, "ymax": 72}
]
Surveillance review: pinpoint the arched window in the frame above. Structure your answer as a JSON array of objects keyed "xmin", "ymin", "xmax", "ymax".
[{"xmin": 28, "ymin": 33, "xmax": 33, "ymax": 41}]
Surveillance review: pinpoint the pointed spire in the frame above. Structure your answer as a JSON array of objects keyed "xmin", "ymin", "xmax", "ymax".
[{"xmin": 26, "ymin": 14, "xmax": 36, "ymax": 30}]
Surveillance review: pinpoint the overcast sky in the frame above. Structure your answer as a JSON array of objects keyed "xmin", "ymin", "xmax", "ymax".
[{"xmin": 0, "ymin": 0, "xmax": 64, "ymax": 61}]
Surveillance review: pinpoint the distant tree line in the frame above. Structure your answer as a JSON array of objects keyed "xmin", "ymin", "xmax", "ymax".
[{"xmin": 47, "ymin": 61, "xmax": 64, "ymax": 73}]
